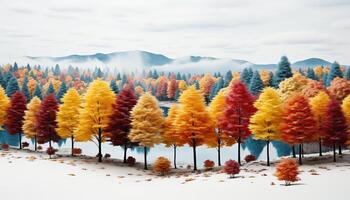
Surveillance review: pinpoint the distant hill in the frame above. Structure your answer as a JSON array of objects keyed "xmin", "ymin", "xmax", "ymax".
[{"xmin": 26, "ymin": 50, "xmax": 339, "ymax": 73}]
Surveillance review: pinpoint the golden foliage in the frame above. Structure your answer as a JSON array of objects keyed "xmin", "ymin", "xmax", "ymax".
[
  {"xmin": 153, "ymin": 156, "xmax": 171, "ymax": 175},
  {"xmin": 0, "ymin": 87, "xmax": 10, "ymax": 130},
  {"xmin": 278, "ymin": 74, "xmax": 308, "ymax": 100},
  {"xmin": 22, "ymin": 97, "xmax": 41, "ymax": 138}
]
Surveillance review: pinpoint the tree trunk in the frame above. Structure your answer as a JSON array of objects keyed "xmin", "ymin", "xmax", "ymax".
[
  {"xmin": 238, "ymin": 137, "xmax": 241, "ymax": 165},
  {"xmin": 98, "ymin": 128, "xmax": 102, "ymax": 163},
  {"xmin": 292, "ymin": 145, "xmax": 296, "ymax": 158},
  {"xmin": 339, "ymin": 145, "xmax": 342, "ymax": 155},
  {"xmin": 319, "ymin": 138, "xmax": 322, "ymax": 156},
  {"xmin": 301, "ymin": 143, "xmax": 304, "ymax": 158},
  {"xmin": 299, "ymin": 144, "xmax": 302, "ymax": 165},
  {"xmin": 123, "ymin": 144, "xmax": 127, "ymax": 163},
  {"xmin": 34, "ymin": 135, "xmax": 37, "ymax": 151},
  {"xmin": 217, "ymin": 138, "xmax": 221, "ymax": 166},
  {"xmin": 267, "ymin": 140, "xmax": 270, "ymax": 166},
  {"xmin": 173, "ymin": 145, "xmax": 177, "ymax": 169},
  {"xmin": 333, "ymin": 142, "xmax": 336, "ymax": 162},
  {"xmin": 192, "ymin": 138, "xmax": 197, "ymax": 171},
  {"xmin": 18, "ymin": 133, "xmax": 22, "ymax": 149},
  {"xmin": 49, "ymin": 140, "xmax": 52, "ymax": 159},
  {"xmin": 71, "ymin": 136, "xmax": 74, "ymax": 157},
  {"xmin": 144, "ymin": 146, "xmax": 148, "ymax": 170}
]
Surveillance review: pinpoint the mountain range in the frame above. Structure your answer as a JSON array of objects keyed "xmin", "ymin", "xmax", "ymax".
[{"xmin": 26, "ymin": 50, "xmax": 336, "ymax": 73}]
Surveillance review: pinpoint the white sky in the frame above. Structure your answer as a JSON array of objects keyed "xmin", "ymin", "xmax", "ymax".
[{"xmin": 1, "ymin": 0, "xmax": 349, "ymax": 64}]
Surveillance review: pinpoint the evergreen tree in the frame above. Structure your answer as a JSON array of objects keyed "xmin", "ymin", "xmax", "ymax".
[
  {"xmin": 307, "ymin": 68, "xmax": 318, "ymax": 80},
  {"xmin": 110, "ymin": 79, "xmax": 119, "ymax": 94},
  {"xmin": 0, "ymin": 71, "xmax": 6, "ymax": 89},
  {"xmin": 346, "ymin": 67, "xmax": 350, "ymax": 80},
  {"xmin": 21, "ymin": 76, "xmax": 31, "ymax": 102},
  {"xmin": 240, "ymin": 68, "xmax": 251, "ymax": 86},
  {"xmin": 224, "ymin": 70, "xmax": 233, "ymax": 87},
  {"xmin": 33, "ymin": 84, "xmax": 42, "ymax": 100},
  {"xmin": 6, "ymin": 76, "xmax": 20, "ymax": 97},
  {"xmin": 248, "ymin": 70, "xmax": 264, "ymax": 96},
  {"xmin": 56, "ymin": 82, "xmax": 67, "ymax": 102},
  {"xmin": 274, "ymin": 56, "xmax": 293, "ymax": 87},
  {"xmin": 46, "ymin": 82, "xmax": 55, "ymax": 96},
  {"xmin": 326, "ymin": 61, "xmax": 343, "ymax": 86},
  {"xmin": 54, "ymin": 64, "xmax": 60, "ymax": 76}
]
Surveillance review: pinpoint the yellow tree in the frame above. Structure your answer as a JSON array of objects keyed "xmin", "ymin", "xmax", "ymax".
[
  {"xmin": 74, "ymin": 79, "xmax": 115, "ymax": 162},
  {"xmin": 178, "ymin": 80, "xmax": 187, "ymax": 92},
  {"xmin": 249, "ymin": 87, "xmax": 283, "ymax": 166},
  {"xmin": 0, "ymin": 86, "xmax": 10, "ymax": 131},
  {"xmin": 342, "ymin": 95, "xmax": 350, "ymax": 145},
  {"xmin": 278, "ymin": 74, "xmax": 308, "ymax": 101},
  {"xmin": 129, "ymin": 92, "xmax": 164, "ymax": 170},
  {"xmin": 208, "ymin": 88, "xmax": 235, "ymax": 166},
  {"xmin": 310, "ymin": 91, "xmax": 330, "ymax": 156},
  {"xmin": 22, "ymin": 97, "xmax": 41, "ymax": 150},
  {"xmin": 162, "ymin": 104, "xmax": 184, "ymax": 168},
  {"xmin": 56, "ymin": 88, "xmax": 81, "ymax": 156},
  {"xmin": 175, "ymin": 86, "xmax": 215, "ymax": 171}
]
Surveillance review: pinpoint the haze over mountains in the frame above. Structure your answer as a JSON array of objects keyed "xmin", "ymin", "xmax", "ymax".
[{"xmin": 27, "ymin": 50, "xmax": 336, "ymax": 73}]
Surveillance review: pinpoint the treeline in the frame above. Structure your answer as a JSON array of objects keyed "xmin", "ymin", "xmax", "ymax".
[{"xmin": 0, "ymin": 56, "xmax": 350, "ymax": 170}]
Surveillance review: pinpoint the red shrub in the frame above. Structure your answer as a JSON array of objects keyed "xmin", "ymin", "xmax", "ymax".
[
  {"xmin": 126, "ymin": 156, "xmax": 136, "ymax": 166},
  {"xmin": 46, "ymin": 147, "xmax": 56, "ymax": 156},
  {"xmin": 224, "ymin": 159, "xmax": 240, "ymax": 178},
  {"xmin": 72, "ymin": 148, "xmax": 82, "ymax": 155},
  {"xmin": 244, "ymin": 154, "xmax": 256, "ymax": 163},
  {"xmin": 22, "ymin": 142, "xmax": 29, "ymax": 148},
  {"xmin": 274, "ymin": 159, "xmax": 299, "ymax": 186},
  {"xmin": 1, "ymin": 143, "xmax": 9, "ymax": 151},
  {"xmin": 204, "ymin": 159, "xmax": 215, "ymax": 170}
]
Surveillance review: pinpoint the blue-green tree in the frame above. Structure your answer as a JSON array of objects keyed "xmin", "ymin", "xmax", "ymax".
[
  {"xmin": 249, "ymin": 71, "xmax": 264, "ymax": 96},
  {"xmin": 240, "ymin": 68, "xmax": 251, "ymax": 86},
  {"xmin": 346, "ymin": 67, "xmax": 350, "ymax": 80},
  {"xmin": 326, "ymin": 61, "xmax": 343, "ymax": 86},
  {"xmin": 46, "ymin": 82, "xmax": 55, "ymax": 96},
  {"xmin": 273, "ymin": 56, "xmax": 293, "ymax": 88},
  {"xmin": 307, "ymin": 68, "xmax": 318, "ymax": 80},
  {"xmin": 110, "ymin": 79, "xmax": 119, "ymax": 94},
  {"xmin": 33, "ymin": 84, "xmax": 42, "ymax": 99},
  {"xmin": 56, "ymin": 82, "xmax": 67, "ymax": 102},
  {"xmin": 224, "ymin": 70, "xmax": 233, "ymax": 87},
  {"xmin": 6, "ymin": 76, "xmax": 19, "ymax": 97},
  {"xmin": 21, "ymin": 76, "xmax": 31, "ymax": 102}
]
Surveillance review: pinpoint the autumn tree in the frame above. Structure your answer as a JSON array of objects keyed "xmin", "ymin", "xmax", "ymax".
[
  {"xmin": 175, "ymin": 86, "xmax": 214, "ymax": 171},
  {"xmin": 74, "ymin": 79, "xmax": 115, "ymax": 162},
  {"xmin": 22, "ymin": 97, "xmax": 41, "ymax": 151},
  {"xmin": 280, "ymin": 93, "xmax": 317, "ymax": 164},
  {"xmin": 249, "ymin": 87, "xmax": 283, "ymax": 166},
  {"xmin": 219, "ymin": 81, "xmax": 255, "ymax": 165},
  {"xmin": 324, "ymin": 99, "xmax": 348, "ymax": 162},
  {"xmin": 5, "ymin": 91, "xmax": 26, "ymax": 149},
  {"xmin": 199, "ymin": 74, "xmax": 215, "ymax": 103},
  {"xmin": 327, "ymin": 77, "xmax": 350, "ymax": 101},
  {"xmin": 105, "ymin": 86, "xmax": 137, "ymax": 163},
  {"xmin": 208, "ymin": 88, "xmax": 235, "ymax": 166},
  {"xmin": 36, "ymin": 94, "xmax": 60, "ymax": 158},
  {"xmin": 342, "ymin": 95, "xmax": 350, "ymax": 145},
  {"xmin": 56, "ymin": 88, "xmax": 81, "ymax": 156},
  {"xmin": 167, "ymin": 79, "xmax": 177, "ymax": 100},
  {"xmin": 309, "ymin": 91, "xmax": 330, "ymax": 156},
  {"xmin": 129, "ymin": 92, "xmax": 164, "ymax": 170},
  {"xmin": 0, "ymin": 86, "xmax": 10, "ymax": 131},
  {"xmin": 153, "ymin": 156, "xmax": 171, "ymax": 176},
  {"xmin": 274, "ymin": 159, "xmax": 299, "ymax": 186}
]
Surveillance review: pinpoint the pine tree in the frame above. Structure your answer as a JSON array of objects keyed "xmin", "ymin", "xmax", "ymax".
[
  {"xmin": 346, "ymin": 67, "xmax": 350, "ymax": 80},
  {"xmin": 175, "ymin": 86, "xmax": 214, "ymax": 171},
  {"xmin": 6, "ymin": 76, "xmax": 19, "ymax": 97},
  {"xmin": 5, "ymin": 91, "xmax": 27, "ymax": 149},
  {"xmin": 307, "ymin": 68, "xmax": 318, "ymax": 80},
  {"xmin": 33, "ymin": 84, "xmax": 42, "ymax": 99},
  {"xmin": 22, "ymin": 76, "xmax": 31, "ymax": 102},
  {"xmin": 0, "ymin": 87, "xmax": 10, "ymax": 130},
  {"xmin": 129, "ymin": 93, "xmax": 164, "ymax": 170},
  {"xmin": 22, "ymin": 97, "xmax": 41, "ymax": 151},
  {"xmin": 36, "ymin": 94, "xmax": 60, "ymax": 155},
  {"xmin": 249, "ymin": 87, "xmax": 283, "ymax": 166},
  {"xmin": 208, "ymin": 89, "xmax": 235, "ymax": 166},
  {"xmin": 56, "ymin": 81, "xmax": 67, "ymax": 103},
  {"xmin": 105, "ymin": 86, "xmax": 137, "ymax": 163},
  {"xmin": 46, "ymin": 82, "xmax": 55, "ymax": 96},
  {"xmin": 326, "ymin": 61, "xmax": 343, "ymax": 86},
  {"xmin": 110, "ymin": 79, "xmax": 119, "ymax": 94},
  {"xmin": 280, "ymin": 93, "xmax": 317, "ymax": 164},
  {"xmin": 219, "ymin": 80, "xmax": 255, "ymax": 165},
  {"xmin": 56, "ymin": 88, "xmax": 81, "ymax": 156},
  {"xmin": 324, "ymin": 99, "xmax": 348, "ymax": 162},
  {"xmin": 274, "ymin": 56, "xmax": 293, "ymax": 87},
  {"xmin": 74, "ymin": 79, "xmax": 115, "ymax": 162},
  {"xmin": 249, "ymin": 70, "xmax": 264, "ymax": 96},
  {"xmin": 240, "ymin": 68, "xmax": 251, "ymax": 86},
  {"xmin": 309, "ymin": 91, "xmax": 330, "ymax": 156},
  {"xmin": 224, "ymin": 70, "xmax": 233, "ymax": 87}
]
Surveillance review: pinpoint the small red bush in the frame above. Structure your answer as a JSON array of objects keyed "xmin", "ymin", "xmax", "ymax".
[
  {"xmin": 153, "ymin": 157, "xmax": 171, "ymax": 176},
  {"xmin": 1, "ymin": 143, "xmax": 9, "ymax": 151},
  {"xmin": 22, "ymin": 142, "xmax": 29, "ymax": 148},
  {"xmin": 244, "ymin": 154, "xmax": 256, "ymax": 163},
  {"xmin": 204, "ymin": 159, "xmax": 215, "ymax": 170},
  {"xmin": 274, "ymin": 159, "xmax": 299, "ymax": 186},
  {"xmin": 224, "ymin": 159, "xmax": 240, "ymax": 178},
  {"xmin": 46, "ymin": 147, "xmax": 56, "ymax": 157},
  {"xmin": 72, "ymin": 148, "xmax": 82, "ymax": 155},
  {"xmin": 126, "ymin": 156, "xmax": 136, "ymax": 166}
]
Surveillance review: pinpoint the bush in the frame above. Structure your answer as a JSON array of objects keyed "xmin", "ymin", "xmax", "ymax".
[
  {"xmin": 46, "ymin": 147, "xmax": 56, "ymax": 157},
  {"xmin": 72, "ymin": 148, "xmax": 82, "ymax": 155},
  {"xmin": 22, "ymin": 142, "xmax": 29, "ymax": 148},
  {"xmin": 224, "ymin": 159, "xmax": 240, "ymax": 178},
  {"xmin": 274, "ymin": 159, "xmax": 299, "ymax": 186},
  {"xmin": 126, "ymin": 156, "xmax": 136, "ymax": 166},
  {"xmin": 1, "ymin": 143, "xmax": 9, "ymax": 151},
  {"xmin": 37, "ymin": 146, "xmax": 43, "ymax": 150},
  {"xmin": 104, "ymin": 153, "xmax": 111, "ymax": 158},
  {"xmin": 204, "ymin": 159, "xmax": 215, "ymax": 170},
  {"xmin": 153, "ymin": 156, "xmax": 171, "ymax": 176},
  {"xmin": 244, "ymin": 154, "xmax": 256, "ymax": 163}
]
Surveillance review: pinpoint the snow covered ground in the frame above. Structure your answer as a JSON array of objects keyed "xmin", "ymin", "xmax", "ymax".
[{"xmin": 0, "ymin": 149, "xmax": 349, "ymax": 200}]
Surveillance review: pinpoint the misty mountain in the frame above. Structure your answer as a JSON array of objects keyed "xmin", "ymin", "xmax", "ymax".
[{"xmin": 26, "ymin": 50, "xmax": 336, "ymax": 73}]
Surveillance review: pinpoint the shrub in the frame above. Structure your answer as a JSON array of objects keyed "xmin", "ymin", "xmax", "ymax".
[
  {"xmin": 126, "ymin": 156, "xmax": 136, "ymax": 166},
  {"xmin": 274, "ymin": 159, "xmax": 299, "ymax": 186},
  {"xmin": 224, "ymin": 159, "xmax": 240, "ymax": 178},
  {"xmin": 22, "ymin": 142, "xmax": 29, "ymax": 148},
  {"xmin": 37, "ymin": 146, "xmax": 43, "ymax": 150},
  {"xmin": 244, "ymin": 154, "xmax": 256, "ymax": 163},
  {"xmin": 153, "ymin": 156, "xmax": 171, "ymax": 176},
  {"xmin": 46, "ymin": 147, "xmax": 56, "ymax": 157},
  {"xmin": 104, "ymin": 153, "xmax": 111, "ymax": 158},
  {"xmin": 72, "ymin": 148, "xmax": 82, "ymax": 155},
  {"xmin": 1, "ymin": 143, "xmax": 9, "ymax": 151},
  {"xmin": 204, "ymin": 159, "xmax": 215, "ymax": 170}
]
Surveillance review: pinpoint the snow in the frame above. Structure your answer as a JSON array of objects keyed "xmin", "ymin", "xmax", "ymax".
[{"xmin": 0, "ymin": 149, "xmax": 349, "ymax": 200}]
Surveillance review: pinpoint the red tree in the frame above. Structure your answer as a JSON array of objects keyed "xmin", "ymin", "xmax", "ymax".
[
  {"xmin": 106, "ymin": 86, "xmax": 137, "ymax": 163},
  {"xmin": 323, "ymin": 99, "xmax": 348, "ymax": 162},
  {"xmin": 36, "ymin": 94, "xmax": 60, "ymax": 149},
  {"xmin": 219, "ymin": 80, "xmax": 255, "ymax": 165},
  {"xmin": 167, "ymin": 79, "xmax": 177, "ymax": 100},
  {"xmin": 5, "ymin": 91, "xmax": 27, "ymax": 149},
  {"xmin": 280, "ymin": 93, "xmax": 316, "ymax": 164}
]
